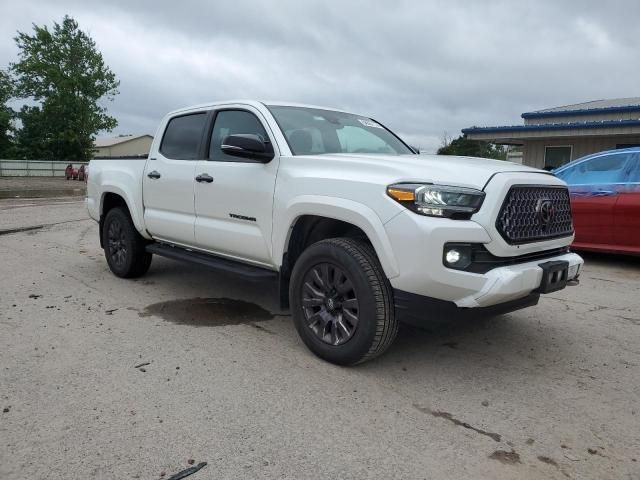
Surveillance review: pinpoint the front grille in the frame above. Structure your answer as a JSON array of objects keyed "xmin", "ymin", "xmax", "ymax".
[{"xmin": 496, "ymin": 185, "xmax": 574, "ymax": 244}]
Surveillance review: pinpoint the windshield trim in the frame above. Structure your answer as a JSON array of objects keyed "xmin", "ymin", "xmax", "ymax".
[{"xmin": 265, "ymin": 104, "xmax": 416, "ymax": 156}]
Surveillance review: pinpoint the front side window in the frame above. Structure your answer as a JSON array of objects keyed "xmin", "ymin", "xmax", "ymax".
[
  {"xmin": 160, "ymin": 113, "xmax": 207, "ymax": 160},
  {"xmin": 209, "ymin": 110, "xmax": 270, "ymax": 161},
  {"xmin": 544, "ymin": 146, "xmax": 572, "ymax": 169},
  {"xmin": 556, "ymin": 153, "xmax": 631, "ymax": 185},
  {"xmin": 267, "ymin": 105, "xmax": 413, "ymax": 155}
]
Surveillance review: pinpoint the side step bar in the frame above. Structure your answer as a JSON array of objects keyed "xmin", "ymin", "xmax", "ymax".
[{"xmin": 146, "ymin": 243, "xmax": 278, "ymax": 280}]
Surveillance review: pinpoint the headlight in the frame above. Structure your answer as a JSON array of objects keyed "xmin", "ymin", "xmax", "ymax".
[{"xmin": 386, "ymin": 183, "xmax": 485, "ymax": 219}]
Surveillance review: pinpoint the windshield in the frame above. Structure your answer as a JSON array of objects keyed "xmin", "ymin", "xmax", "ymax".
[{"xmin": 267, "ymin": 105, "xmax": 414, "ymax": 156}]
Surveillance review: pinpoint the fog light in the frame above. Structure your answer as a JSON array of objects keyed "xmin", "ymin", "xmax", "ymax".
[
  {"xmin": 445, "ymin": 249, "xmax": 461, "ymax": 264},
  {"xmin": 443, "ymin": 243, "xmax": 473, "ymax": 270}
]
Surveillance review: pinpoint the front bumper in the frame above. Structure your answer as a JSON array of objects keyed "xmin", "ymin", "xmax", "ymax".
[
  {"xmin": 384, "ymin": 210, "xmax": 584, "ymax": 309},
  {"xmin": 453, "ymin": 252, "xmax": 582, "ymax": 307},
  {"xmin": 394, "ymin": 290, "xmax": 541, "ymax": 326}
]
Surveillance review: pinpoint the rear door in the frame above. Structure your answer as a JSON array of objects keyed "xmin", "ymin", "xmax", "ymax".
[
  {"xmin": 614, "ymin": 153, "xmax": 640, "ymax": 251},
  {"xmin": 557, "ymin": 152, "xmax": 630, "ymax": 247},
  {"xmin": 143, "ymin": 112, "xmax": 208, "ymax": 246},
  {"xmin": 193, "ymin": 107, "xmax": 279, "ymax": 266}
]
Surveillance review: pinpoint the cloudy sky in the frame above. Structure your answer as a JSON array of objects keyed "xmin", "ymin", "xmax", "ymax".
[{"xmin": 1, "ymin": 0, "xmax": 638, "ymax": 152}]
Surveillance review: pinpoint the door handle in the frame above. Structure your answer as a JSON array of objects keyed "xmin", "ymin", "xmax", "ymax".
[
  {"xmin": 195, "ymin": 173, "xmax": 214, "ymax": 183},
  {"xmin": 147, "ymin": 170, "xmax": 161, "ymax": 179},
  {"xmin": 593, "ymin": 189, "xmax": 615, "ymax": 197}
]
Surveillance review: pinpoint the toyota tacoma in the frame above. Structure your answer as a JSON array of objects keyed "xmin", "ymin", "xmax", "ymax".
[{"xmin": 87, "ymin": 101, "xmax": 583, "ymax": 365}]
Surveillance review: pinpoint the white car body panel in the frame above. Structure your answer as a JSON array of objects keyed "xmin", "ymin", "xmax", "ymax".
[
  {"xmin": 193, "ymin": 103, "xmax": 281, "ymax": 265},
  {"xmin": 86, "ymin": 158, "xmax": 150, "ymax": 239},
  {"xmin": 143, "ymin": 154, "xmax": 197, "ymax": 246}
]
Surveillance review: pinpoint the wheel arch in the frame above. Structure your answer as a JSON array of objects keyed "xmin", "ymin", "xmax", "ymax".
[
  {"xmin": 99, "ymin": 187, "xmax": 149, "ymax": 247},
  {"xmin": 275, "ymin": 196, "xmax": 400, "ymax": 281}
]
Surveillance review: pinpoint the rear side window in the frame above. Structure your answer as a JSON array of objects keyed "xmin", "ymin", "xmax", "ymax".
[{"xmin": 160, "ymin": 113, "xmax": 207, "ymax": 160}]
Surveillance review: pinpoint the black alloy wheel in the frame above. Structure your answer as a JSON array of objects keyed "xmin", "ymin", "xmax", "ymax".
[
  {"xmin": 107, "ymin": 217, "xmax": 128, "ymax": 268},
  {"xmin": 302, "ymin": 262, "xmax": 359, "ymax": 346},
  {"xmin": 289, "ymin": 238, "xmax": 398, "ymax": 365},
  {"xmin": 102, "ymin": 207, "xmax": 152, "ymax": 278}
]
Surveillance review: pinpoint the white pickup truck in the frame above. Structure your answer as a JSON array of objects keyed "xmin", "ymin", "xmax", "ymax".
[{"xmin": 87, "ymin": 100, "xmax": 583, "ymax": 365}]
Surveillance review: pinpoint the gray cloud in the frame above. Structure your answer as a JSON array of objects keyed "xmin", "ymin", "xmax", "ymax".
[{"xmin": 1, "ymin": 0, "xmax": 639, "ymax": 151}]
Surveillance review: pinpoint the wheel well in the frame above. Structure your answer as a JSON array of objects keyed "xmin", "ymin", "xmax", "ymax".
[
  {"xmin": 284, "ymin": 216, "xmax": 370, "ymax": 274},
  {"xmin": 102, "ymin": 192, "xmax": 128, "ymax": 216},
  {"xmin": 99, "ymin": 193, "xmax": 130, "ymax": 248},
  {"xmin": 278, "ymin": 215, "xmax": 372, "ymax": 308}
]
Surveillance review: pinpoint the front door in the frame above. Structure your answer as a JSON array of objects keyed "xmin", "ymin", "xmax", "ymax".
[
  {"xmin": 143, "ymin": 112, "xmax": 208, "ymax": 246},
  {"xmin": 193, "ymin": 108, "xmax": 279, "ymax": 266}
]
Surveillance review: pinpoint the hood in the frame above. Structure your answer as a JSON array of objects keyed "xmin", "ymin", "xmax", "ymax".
[{"xmin": 300, "ymin": 153, "xmax": 550, "ymax": 190}]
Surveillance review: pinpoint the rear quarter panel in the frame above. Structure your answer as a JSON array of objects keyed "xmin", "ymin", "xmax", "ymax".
[{"xmin": 87, "ymin": 158, "xmax": 151, "ymax": 238}]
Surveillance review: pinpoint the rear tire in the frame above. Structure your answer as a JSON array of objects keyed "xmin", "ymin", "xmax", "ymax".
[
  {"xmin": 102, "ymin": 207, "xmax": 152, "ymax": 278},
  {"xmin": 289, "ymin": 238, "xmax": 398, "ymax": 365}
]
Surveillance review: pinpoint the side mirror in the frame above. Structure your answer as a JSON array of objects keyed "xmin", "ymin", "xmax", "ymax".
[{"xmin": 221, "ymin": 134, "xmax": 274, "ymax": 162}]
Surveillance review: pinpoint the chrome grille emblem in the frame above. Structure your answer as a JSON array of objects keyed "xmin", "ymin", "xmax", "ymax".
[{"xmin": 536, "ymin": 198, "xmax": 555, "ymax": 228}]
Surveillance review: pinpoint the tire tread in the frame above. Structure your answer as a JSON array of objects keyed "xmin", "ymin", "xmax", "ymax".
[
  {"xmin": 103, "ymin": 207, "xmax": 152, "ymax": 278},
  {"xmin": 314, "ymin": 237, "xmax": 397, "ymax": 364}
]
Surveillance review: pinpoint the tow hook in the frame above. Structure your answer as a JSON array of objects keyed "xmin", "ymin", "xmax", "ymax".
[{"xmin": 567, "ymin": 276, "xmax": 580, "ymax": 287}]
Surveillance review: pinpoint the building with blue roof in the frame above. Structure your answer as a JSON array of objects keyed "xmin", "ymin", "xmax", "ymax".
[{"xmin": 462, "ymin": 97, "xmax": 640, "ymax": 169}]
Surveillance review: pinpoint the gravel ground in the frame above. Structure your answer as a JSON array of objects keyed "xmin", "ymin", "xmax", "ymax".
[{"xmin": 0, "ymin": 198, "xmax": 639, "ymax": 480}]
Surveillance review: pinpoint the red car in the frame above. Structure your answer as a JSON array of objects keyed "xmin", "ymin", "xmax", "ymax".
[
  {"xmin": 64, "ymin": 163, "xmax": 88, "ymax": 180},
  {"xmin": 554, "ymin": 148, "xmax": 640, "ymax": 255},
  {"xmin": 64, "ymin": 163, "xmax": 76, "ymax": 180}
]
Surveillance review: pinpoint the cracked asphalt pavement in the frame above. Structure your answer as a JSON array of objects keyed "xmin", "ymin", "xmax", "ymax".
[{"xmin": 1, "ymin": 196, "xmax": 639, "ymax": 479}]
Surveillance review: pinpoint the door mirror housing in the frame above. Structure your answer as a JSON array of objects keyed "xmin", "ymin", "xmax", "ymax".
[{"xmin": 221, "ymin": 134, "xmax": 274, "ymax": 162}]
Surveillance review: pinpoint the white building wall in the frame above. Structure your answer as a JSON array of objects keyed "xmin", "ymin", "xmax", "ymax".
[{"xmin": 94, "ymin": 136, "xmax": 153, "ymax": 158}]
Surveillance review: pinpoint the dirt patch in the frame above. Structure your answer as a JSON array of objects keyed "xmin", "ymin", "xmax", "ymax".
[
  {"xmin": 0, "ymin": 188, "xmax": 85, "ymax": 199},
  {"xmin": 0, "ymin": 219, "xmax": 87, "ymax": 236},
  {"xmin": 489, "ymin": 449, "xmax": 521, "ymax": 465},
  {"xmin": 0, "ymin": 225, "xmax": 45, "ymax": 236},
  {"xmin": 140, "ymin": 297, "xmax": 274, "ymax": 327},
  {"xmin": 537, "ymin": 455, "xmax": 559, "ymax": 467},
  {"xmin": 0, "ymin": 177, "xmax": 86, "ymax": 199},
  {"xmin": 413, "ymin": 404, "xmax": 501, "ymax": 442}
]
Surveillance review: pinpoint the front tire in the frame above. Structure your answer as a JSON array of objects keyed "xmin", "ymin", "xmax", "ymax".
[
  {"xmin": 102, "ymin": 207, "xmax": 152, "ymax": 278},
  {"xmin": 289, "ymin": 238, "xmax": 398, "ymax": 365}
]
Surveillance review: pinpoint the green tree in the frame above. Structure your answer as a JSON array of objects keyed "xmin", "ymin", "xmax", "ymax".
[
  {"xmin": 438, "ymin": 134, "xmax": 507, "ymax": 160},
  {"xmin": 13, "ymin": 105, "xmax": 50, "ymax": 159},
  {"xmin": 0, "ymin": 69, "xmax": 15, "ymax": 158},
  {"xmin": 11, "ymin": 15, "xmax": 119, "ymax": 160}
]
